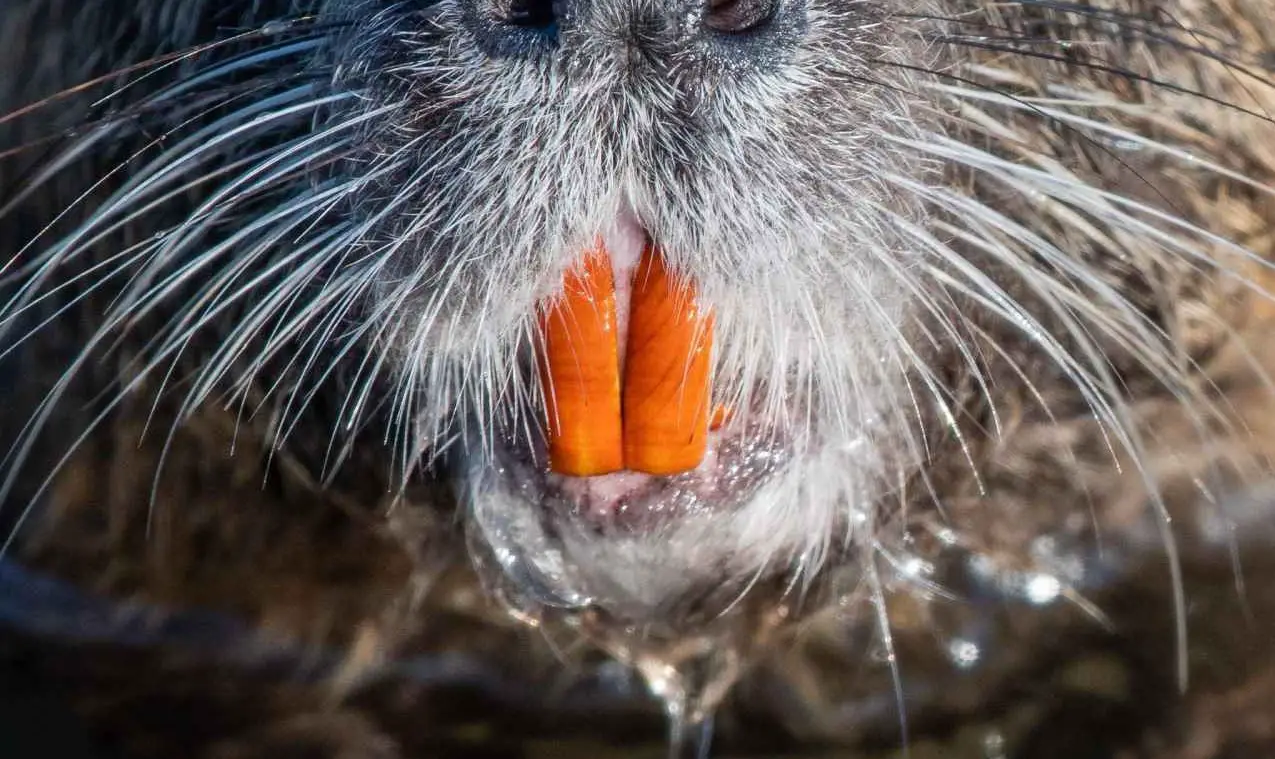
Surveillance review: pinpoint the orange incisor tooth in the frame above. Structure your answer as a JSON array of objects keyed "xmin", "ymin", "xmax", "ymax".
[
  {"xmin": 622, "ymin": 244, "xmax": 715, "ymax": 475},
  {"xmin": 537, "ymin": 247, "xmax": 624, "ymax": 476}
]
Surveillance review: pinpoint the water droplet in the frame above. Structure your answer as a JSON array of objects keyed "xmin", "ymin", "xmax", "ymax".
[
  {"xmin": 899, "ymin": 554, "xmax": 933, "ymax": 580},
  {"xmin": 1024, "ymin": 572, "xmax": 1062, "ymax": 605},
  {"xmin": 259, "ymin": 19, "xmax": 293, "ymax": 36},
  {"xmin": 947, "ymin": 637, "xmax": 981, "ymax": 669}
]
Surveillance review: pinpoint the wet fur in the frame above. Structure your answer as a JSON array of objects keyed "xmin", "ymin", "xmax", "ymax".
[{"xmin": 3, "ymin": 0, "xmax": 1275, "ymax": 756}]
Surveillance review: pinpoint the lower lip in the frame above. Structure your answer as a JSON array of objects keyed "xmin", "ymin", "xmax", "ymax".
[
  {"xmin": 546, "ymin": 434, "xmax": 723, "ymax": 521},
  {"xmin": 489, "ymin": 417, "xmax": 793, "ymax": 533}
]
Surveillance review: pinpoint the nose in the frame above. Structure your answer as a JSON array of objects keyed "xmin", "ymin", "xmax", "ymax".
[{"xmin": 461, "ymin": 0, "xmax": 795, "ymax": 65}]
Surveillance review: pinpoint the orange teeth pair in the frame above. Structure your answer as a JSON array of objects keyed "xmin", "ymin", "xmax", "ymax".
[{"xmin": 537, "ymin": 242, "xmax": 716, "ymax": 477}]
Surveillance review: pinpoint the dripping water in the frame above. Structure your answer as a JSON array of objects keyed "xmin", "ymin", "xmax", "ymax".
[
  {"xmin": 566, "ymin": 603, "xmax": 789, "ymax": 759},
  {"xmin": 637, "ymin": 642, "xmax": 731, "ymax": 759},
  {"xmin": 666, "ymin": 708, "xmax": 715, "ymax": 759}
]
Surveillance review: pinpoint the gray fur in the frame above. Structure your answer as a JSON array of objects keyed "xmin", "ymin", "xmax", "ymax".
[{"xmin": 3, "ymin": 0, "xmax": 1275, "ymax": 717}]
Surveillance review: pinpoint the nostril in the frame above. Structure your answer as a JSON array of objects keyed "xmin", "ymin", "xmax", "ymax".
[
  {"xmin": 704, "ymin": 0, "xmax": 778, "ymax": 34},
  {"xmin": 466, "ymin": 0, "xmax": 560, "ymax": 58},
  {"xmin": 498, "ymin": 0, "xmax": 556, "ymax": 29}
]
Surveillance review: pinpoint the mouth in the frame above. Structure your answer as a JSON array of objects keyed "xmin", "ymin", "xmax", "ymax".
[
  {"xmin": 493, "ymin": 209, "xmax": 794, "ymax": 532},
  {"xmin": 495, "ymin": 421, "xmax": 794, "ymax": 531}
]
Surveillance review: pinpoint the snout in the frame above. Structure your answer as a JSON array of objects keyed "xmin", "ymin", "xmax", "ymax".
[{"xmin": 456, "ymin": 0, "xmax": 806, "ymax": 70}]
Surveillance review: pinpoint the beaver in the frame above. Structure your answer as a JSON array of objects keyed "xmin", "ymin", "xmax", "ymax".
[{"xmin": 2, "ymin": 0, "xmax": 1275, "ymax": 756}]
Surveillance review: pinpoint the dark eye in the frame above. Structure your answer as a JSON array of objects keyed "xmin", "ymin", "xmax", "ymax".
[
  {"xmin": 704, "ymin": 0, "xmax": 776, "ymax": 33},
  {"xmin": 503, "ymin": 0, "xmax": 555, "ymax": 28}
]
